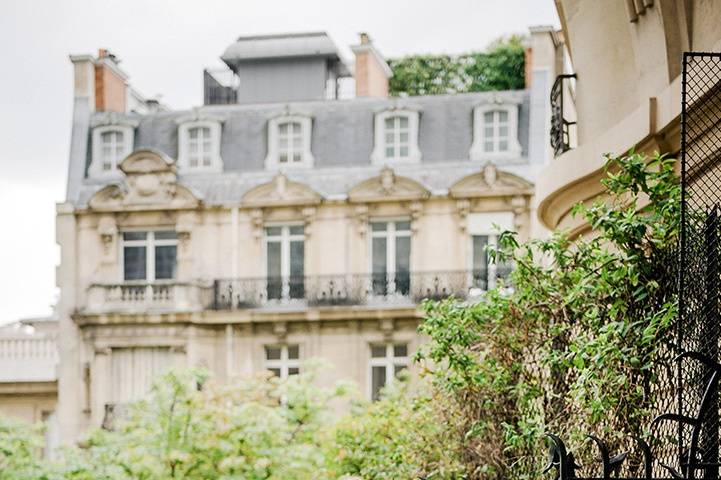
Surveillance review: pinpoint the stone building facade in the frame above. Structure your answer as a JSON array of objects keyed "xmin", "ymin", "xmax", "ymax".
[
  {"xmin": 54, "ymin": 29, "xmax": 562, "ymax": 443},
  {"xmin": 538, "ymin": 0, "xmax": 721, "ymax": 237}
]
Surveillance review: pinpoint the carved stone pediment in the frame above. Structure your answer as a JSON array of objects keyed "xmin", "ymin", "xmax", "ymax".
[
  {"xmin": 348, "ymin": 167, "xmax": 430, "ymax": 203},
  {"xmin": 88, "ymin": 149, "xmax": 201, "ymax": 212},
  {"xmin": 449, "ymin": 163, "xmax": 534, "ymax": 199},
  {"xmin": 241, "ymin": 174, "xmax": 322, "ymax": 208}
]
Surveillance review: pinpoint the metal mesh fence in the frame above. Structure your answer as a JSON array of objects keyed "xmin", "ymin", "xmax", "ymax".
[{"xmin": 679, "ymin": 52, "xmax": 721, "ymax": 479}]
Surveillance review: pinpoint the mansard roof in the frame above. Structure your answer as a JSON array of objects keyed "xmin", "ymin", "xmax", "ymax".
[{"xmin": 67, "ymin": 90, "xmax": 538, "ymax": 207}]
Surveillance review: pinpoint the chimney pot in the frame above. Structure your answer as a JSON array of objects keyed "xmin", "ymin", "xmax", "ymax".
[{"xmin": 360, "ymin": 32, "xmax": 370, "ymax": 45}]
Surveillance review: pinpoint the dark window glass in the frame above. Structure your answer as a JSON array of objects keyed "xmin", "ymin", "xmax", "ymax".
[
  {"xmin": 154, "ymin": 231, "xmax": 177, "ymax": 240},
  {"xmin": 372, "ymin": 237, "xmax": 387, "ymax": 295},
  {"xmin": 394, "ymin": 364, "xmax": 407, "ymax": 377},
  {"xmin": 371, "ymin": 345, "xmax": 386, "ymax": 358},
  {"xmin": 472, "ymin": 235, "xmax": 489, "ymax": 290},
  {"xmin": 371, "ymin": 366, "xmax": 387, "ymax": 401},
  {"xmin": 393, "ymin": 344, "xmax": 408, "ymax": 357},
  {"xmin": 287, "ymin": 345, "xmax": 299, "ymax": 360},
  {"xmin": 289, "ymin": 240, "xmax": 305, "ymax": 299},
  {"xmin": 288, "ymin": 367, "xmax": 299, "ymax": 376},
  {"xmin": 269, "ymin": 368, "xmax": 281, "ymax": 377},
  {"xmin": 266, "ymin": 241, "xmax": 282, "ymax": 300},
  {"xmin": 395, "ymin": 236, "xmax": 411, "ymax": 295},
  {"xmin": 123, "ymin": 232, "xmax": 147, "ymax": 241},
  {"xmin": 154, "ymin": 245, "xmax": 176, "ymax": 280},
  {"xmin": 265, "ymin": 346, "xmax": 282, "ymax": 360},
  {"xmin": 123, "ymin": 246, "xmax": 146, "ymax": 281}
]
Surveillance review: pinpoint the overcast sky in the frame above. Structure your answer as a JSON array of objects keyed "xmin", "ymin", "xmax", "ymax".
[{"xmin": 0, "ymin": 0, "xmax": 558, "ymax": 323}]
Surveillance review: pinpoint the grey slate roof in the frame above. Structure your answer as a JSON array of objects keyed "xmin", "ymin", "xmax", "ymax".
[{"xmin": 70, "ymin": 90, "xmax": 540, "ymax": 208}]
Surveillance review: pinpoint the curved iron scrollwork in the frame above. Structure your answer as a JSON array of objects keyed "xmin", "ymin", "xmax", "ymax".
[{"xmin": 542, "ymin": 351, "xmax": 721, "ymax": 480}]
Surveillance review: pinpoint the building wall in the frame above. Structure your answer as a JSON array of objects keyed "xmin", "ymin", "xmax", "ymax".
[
  {"xmin": 235, "ymin": 57, "xmax": 329, "ymax": 103},
  {"xmin": 538, "ymin": 0, "xmax": 721, "ymax": 236}
]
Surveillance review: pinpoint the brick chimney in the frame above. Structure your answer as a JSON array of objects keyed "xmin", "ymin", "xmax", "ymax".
[
  {"xmin": 94, "ymin": 49, "xmax": 128, "ymax": 112},
  {"xmin": 351, "ymin": 33, "xmax": 392, "ymax": 98}
]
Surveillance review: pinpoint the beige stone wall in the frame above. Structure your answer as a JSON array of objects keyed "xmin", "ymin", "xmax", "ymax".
[
  {"xmin": 0, "ymin": 387, "xmax": 56, "ymax": 424},
  {"xmin": 539, "ymin": 0, "xmax": 721, "ymax": 236}
]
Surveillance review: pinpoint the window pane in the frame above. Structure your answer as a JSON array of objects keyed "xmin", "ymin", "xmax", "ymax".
[
  {"xmin": 399, "ymin": 117, "xmax": 408, "ymax": 128},
  {"xmin": 399, "ymin": 146, "xmax": 408, "ymax": 157},
  {"xmin": 499, "ymin": 126, "xmax": 508, "ymax": 137},
  {"xmin": 279, "ymin": 153, "xmax": 288, "ymax": 163},
  {"xmin": 371, "ymin": 222, "xmax": 387, "ymax": 232},
  {"xmin": 499, "ymin": 111, "xmax": 508, "ymax": 122},
  {"xmin": 291, "ymin": 123, "xmax": 301, "ymax": 134},
  {"xmin": 289, "ymin": 240, "xmax": 305, "ymax": 299},
  {"xmin": 268, "ymin": 368, "xmax": 281, "ymax": 377},
  {"xmin": 385, "ymin": 132, "xmax": 394, "ymax": 143},
  {"xmin": 288, "ymin": 367, "xmax": 299, "ymax": 376},
  {"xmin": 395, "ymin": 221, "xmax": 411, "ymax": 232},
  {"xmin": 279, "ymin": 123, "xmax": 288, "ymax": 134},
  {"xmin": 265, "ymin": 227, "xmax": 282, "ymax": 236},
  {"xmin": 394, "ymin": 364, "xmax": 407, "ymax": 377},
  {"xmin": 154, "ymin": 245, "xmax": 177, "ymax": 280},
  {"xmin": 372, "ymin": 237, "xmax": 387, "ymax": 275},
  {"xmin": 288, "ymin": 345, "xmax": 299, "ymax": 360},
  {"xmin": 266, "ymin": 241, "xmax": 282, "ymax": 300},
  {"xmin": 292, "ymin": 153, "xmax": 302, "ymax": 163},
  {"xmin": 499, "ymin": 140, "xmax": 508, "ymax": 151},
  {"xmin": 395, "ymin": 237, "xmax": 410, "ymax": 273},
  {"xmin": 123, "ymin": 232, "xmax": 147, "ymax": 241},
  {"xmin": 384, "ymin": 118, "xmax": 394, "ymax": 129},
  {"xmin": 385, "ymin": 147, "xmax": 394, "ymax": 158},
  {"xmin": 279, "ymin": 138, "xmax": 288, "ymax": 149},
  {"xmin": 393, "ymin": 344, "xmax": 408, "ymax": 357},
  {"xmin": 399, "ymin": 132, "xmax": 408, "ymax": 142},
  {"xmin": 265, "ymin": 346, "xmax": 282, "ymax": 360},
  {"xmin": 289, "ymin": 226, "xmax": 304, "ymax": 235},
  {"xmin": 371, "ymin": 366, "xmax": 387, "ymax": 401},
  {"xmin": 155, "ymin": 231, "xmax": 177, "ymax": 240},
  {"xmin": 266, "ymin": 241, "xmax": 282, "ymax": 278},
  {"xmin": 484, "ymin": 141, "xmax": 494, "ymax": 152},
  {"xmin": 189, "ymin": 128, "xmax": 198, "ymax": 139},
  {"xmin": 484, "ymin": 111, "xmax": 494, "ymax": 123},
  {"xmin": 473, "ymin": 236, "xmax": 489, "ymax": 271},
  {"xmin": 371, "ymin": 345, "xmax": 387, "ymax": 358},
  {"xmin": 123, "ymin": 246, "xmax": 147, "ymax": 281}
]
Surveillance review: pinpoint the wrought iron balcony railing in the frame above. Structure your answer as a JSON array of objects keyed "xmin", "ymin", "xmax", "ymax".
[
  {"xmin": 211, "ymin": 269, "xmax": 512, "ymax": 310},
  {"xmin": 550, "ymin": 74, "xmax": 577, "ymax": 157}
]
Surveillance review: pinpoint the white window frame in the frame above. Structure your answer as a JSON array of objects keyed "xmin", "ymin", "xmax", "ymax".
[
  {"xmin": 263, "ymin": 224, "xmax": 305, "ymax": 300},
  {"xmin": 119, "ymin": 230, "xmax": 178, "ymax": 283},
  {"xmin": 466, "ymin": 211, "xmax": 515, "ymax": 293},
  {"xmin": 470, "ymin": 103, "xmax": 522, "ymax": 161},
  {"xmin": 368, "ymin": 343, "xmax": 410, "ymax": 400},
  {"xmin": 90, "ymin": 125, "xmax": 134, "ymax": 177},
  {"xmin": 177, "ymin": 120, "xmax": 223, "ymax": 173},
  {"xmin": 265, "ymin": 116, "xmax": 314, "ymax": 170},
  {"xmin": 371, "ymin": 110, "xmax": 421, "ymax": 165},
  {"xmin": 264, "ymin": 344, "xmax": 301, "ymax": 379},
  {"xmin": 369, "ymin": 219, "xmax": 411, "ymax": 296}
]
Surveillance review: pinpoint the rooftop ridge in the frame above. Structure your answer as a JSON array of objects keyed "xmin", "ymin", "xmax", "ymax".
[{"xmin": 234, "ymin": 31, "xmax": 329, "ymax": 42}]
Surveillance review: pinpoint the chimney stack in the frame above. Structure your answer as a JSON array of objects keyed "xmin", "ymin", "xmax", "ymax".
[
  {"xmin": 351, "ymin": 32, "xmax": 392, "ymax": 98},
  {"xmin": 69, "ymin": 49, "xmax": 129, "ymax": 113}
]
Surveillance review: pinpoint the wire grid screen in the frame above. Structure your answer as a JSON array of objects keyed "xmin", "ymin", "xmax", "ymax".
[{"xmin": 680, "ymin": 52, "xmax": 721, "ymax": 479}]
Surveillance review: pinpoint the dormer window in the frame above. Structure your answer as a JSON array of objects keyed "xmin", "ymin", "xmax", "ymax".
[
  {"xmin": 90, "ymin": 122, "xmax": 136, "ymax": 177},
  {"xmin": 371, "ymin": 110, "xmax": 421, "ymax": 164},
  {"xmin": 470, "ymin": 103, "xmax": 521, "ymax": 161},
  {"xmin": 177, "ymin": 118, "xmax": 223, "ymax": 173},
  {"xmin": 265, "ymin": 116, "xmax": 313, "ymax": 169}
]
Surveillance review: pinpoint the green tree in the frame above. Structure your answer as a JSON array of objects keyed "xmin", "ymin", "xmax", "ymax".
[
  {"xmin": 388, "ymin": 35, "xmax": 526, "ymax": 97},
  {"xmin": 418, "ymin": 152, "xmax": 680, "ymax": 478}
]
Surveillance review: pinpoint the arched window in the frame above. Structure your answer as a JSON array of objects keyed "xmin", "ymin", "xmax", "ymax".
[
  {"xmin": 265, "ymin": 116, "xmax": 313, "ymax": 169},
  {"xmin": 470, "ymin": 103, "xmax": 521, "ymax": 161},
  {"xmin": 177, "ymin": 119, "xmax": 223, "ymax": 172},
  {"xmin": 371, "ymin": 110, "xmax": 421, "ymax": 164},
  {"xmin": 90, "ymin": 123, "xmax": 135, "ymax": 177}
]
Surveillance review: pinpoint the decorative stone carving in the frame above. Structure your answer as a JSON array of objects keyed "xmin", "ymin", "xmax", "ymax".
[
  {"xmin": 88, "ymin": 149, "xmax": 201, "ymax": 212},
  {"xmin": 449, "ymin": 167, "xmax": 534, "ymax": 199},
  {"xmin": 348, "ymin": 167, "xmax": 430, "ymax": 203},
  {"xmin": 176, "ymin": 212, "xmax": 196, "ymax": 254},
  {"xmin": 354, "ymin": 204, "xmax": 369, "ymax": 237},
  {"xmin": 273, "ymin": 322, "xmax": 288, "ymax": 342},
  {"xmin": 379, "ymin": 318, "xmax": 394, "ymax": 341},
  {"xmin": 409, "ymin": 201, "xmax": 423, "ymax": 233},
  {"xmin": 301, "ymin": 207, "xmax": 316, "ymax": 236},
  {"xmin": 250, "ymin": 209, "xmax": 264, "ymax": 240},
  {"xmin": 456, "ymin": 199, "xmax": 471, "ymax": 232},
  {"xmin": 97, "ymin": 215, "xmax": 117, "ymax": 256},
  {"xmin": 241, "ymin": 174, "xmax": 323, "ymax": 208}
]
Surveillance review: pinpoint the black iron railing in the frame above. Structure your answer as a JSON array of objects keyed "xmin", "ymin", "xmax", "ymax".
[
  {"xmin": 211, "ymin": 269, "xmax": 512, "ymax": 310},
  {"xmin": 550, "ymin": 74, "xmax": 577, "ymax": 157}
]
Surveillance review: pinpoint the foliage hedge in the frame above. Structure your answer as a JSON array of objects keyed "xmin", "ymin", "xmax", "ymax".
[{"xmin": 388, "ymin": 36, "xmax": 526, "ymax": 97}]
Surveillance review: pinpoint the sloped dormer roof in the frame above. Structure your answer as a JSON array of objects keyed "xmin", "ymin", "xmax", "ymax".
[{"xmin": 221, "ymin": 31, "xmax": 344, "ymax": 67}]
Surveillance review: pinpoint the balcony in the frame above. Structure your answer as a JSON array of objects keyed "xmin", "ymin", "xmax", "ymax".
[
  {"xmin": 211, "ymin": 269, "xmax": 511, "ymax": 310},
  {"xmin": 83, "ymin": 282, "xmax": 211, "ymax": 314}
]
